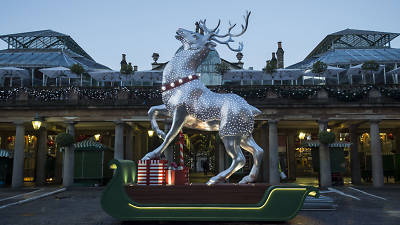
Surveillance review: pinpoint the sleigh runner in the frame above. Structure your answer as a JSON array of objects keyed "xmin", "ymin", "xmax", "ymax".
[{"xmin": 101, "ymin": 160, "xmax": 319, "ymax": 221}]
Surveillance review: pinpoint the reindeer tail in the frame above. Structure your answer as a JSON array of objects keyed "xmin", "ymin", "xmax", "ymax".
[{"xmin": 250, "ymin": 105, "xmax": 262, "ymax": 117}]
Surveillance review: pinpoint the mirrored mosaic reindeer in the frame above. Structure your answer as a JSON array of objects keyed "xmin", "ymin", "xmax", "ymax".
[{"xmin": 142, "ymin": 11, "xmax": 264, "ymax": 184}]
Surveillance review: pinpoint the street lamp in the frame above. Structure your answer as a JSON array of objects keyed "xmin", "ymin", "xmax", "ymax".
[{"xmin": 32, "ymin": 113, "xmax": 43, "ymax": 130}]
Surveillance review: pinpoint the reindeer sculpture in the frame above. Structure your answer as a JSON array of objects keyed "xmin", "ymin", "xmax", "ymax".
[{"xmin": 142, "ymin": 11, "xmax": 264, "ymax": 185}]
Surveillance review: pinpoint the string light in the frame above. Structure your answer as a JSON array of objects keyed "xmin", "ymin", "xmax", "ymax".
[{"xmin": 0, "ymin": 85, "xmax": 394, "ymax": 103}]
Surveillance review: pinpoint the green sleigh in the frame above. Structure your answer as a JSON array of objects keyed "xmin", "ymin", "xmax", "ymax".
[{"xmin": 101, "ymin": 160, "xmax": 319, "ymax": 221}]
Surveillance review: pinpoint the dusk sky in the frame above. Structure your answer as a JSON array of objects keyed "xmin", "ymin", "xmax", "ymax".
[{"xmin": 1, "ymin": 0, "xmax": 399, "ymax": 71}]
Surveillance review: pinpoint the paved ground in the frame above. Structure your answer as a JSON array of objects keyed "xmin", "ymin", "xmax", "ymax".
[{"xmin": 0, "ymin": 185, "xmax": 399, "ymax": 225}]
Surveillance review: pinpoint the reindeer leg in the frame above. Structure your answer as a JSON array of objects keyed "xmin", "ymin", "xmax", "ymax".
[
  {"xmin": 148, "ymin": 104, "xmax": 169, "ymax": 140},
  {"xmin": 238, "ymin": 135, "xmax": 264, "ymax": 184},
  {"xmin": 142, "ymin": 105, "xmax": 188, "ymax": 160},
  {"xmin": 207, "ymin": 136, "xmax": 245, "ymax": 185}
]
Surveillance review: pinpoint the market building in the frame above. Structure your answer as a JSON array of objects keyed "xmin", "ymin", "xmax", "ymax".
[{"xmin": 0, "ymin": 28, "xmax": 400, "ymax": 188}]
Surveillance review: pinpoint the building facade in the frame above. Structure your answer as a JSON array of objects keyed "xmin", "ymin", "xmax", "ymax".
[{"xmin": 1, "ymin": 29, "xmax": 400, "ymax": 188}]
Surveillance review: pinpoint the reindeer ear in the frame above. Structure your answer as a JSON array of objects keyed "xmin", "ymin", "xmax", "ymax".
[{"xmin": 206, "ymin": 41, "xmax": 216, "ymax": 50}]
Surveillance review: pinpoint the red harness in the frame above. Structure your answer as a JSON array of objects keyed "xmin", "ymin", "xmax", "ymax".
[{"xmin": 161, "ymin": 75, "xmax": 199, "ymax": 92}]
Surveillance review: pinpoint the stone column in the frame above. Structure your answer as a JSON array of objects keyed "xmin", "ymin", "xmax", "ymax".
[
  {"xmin": 55, "ymin": 147, "xmax": 63, "ymax": 184},
  {"xmin": 114, "ymin": 121, "xmax": 124, "ymax": 160},
  {"xmin": 125, "ymin": 125, "xmax": 134, "ymax": 160},
  {"xmin": 287, "ymin": 130, "xmax": 296, "ymax": 180},
  {"xmin": 35, "ymin": 127, "xmax": 47, "ymax": 186},
  {"xmin": 370, "ymin": 120, "xmax": 384, "ymax": 187},
  {"xmin": 134, "ymin": 131, "xmax": 143, "ymax": 161},
  {"xmin": 261, "ymin": 124, "xmax": 269, "ymax": 182},
  {"xmin": 12, "ymin": 121, "xmax": 25, "ymax": 188},
  {"xmin": 269, "ymin": 120, "xmax": 280, "ymax": 185},
  {"xmin": 318, "ymin": 120, "xmax": 332, "ymax": 188},
  {"xmin": 349, "ymin": 125, "xmax": 362, "ymax": 185},
  {"xmin": 394, "ymin": 129, "xmax": 400, "ymax": 154},
  {"xmin": 63, "ymin": 122, "xmax": 75, "ymax": 187}
]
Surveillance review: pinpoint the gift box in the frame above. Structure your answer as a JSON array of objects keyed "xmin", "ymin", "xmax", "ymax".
[
  {"xmin": 166, "ymin": 169, "xmax": 175, "ymax": 185},
  {"xmin": 137, "ymin": 160, "xmax": 168, "ymax": 185},
  {"xmin": 166, "ymin": 167, "xmax": 189, "ymax": 185},
  {"xmin": 175, "ymin": 167, "xmax": 189, "ymax": 185}
]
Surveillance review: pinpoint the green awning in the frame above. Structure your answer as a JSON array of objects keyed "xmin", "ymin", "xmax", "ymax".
[
  {"xmin": 303, "ymin": 141, "xmax": 352, "ymax": 148},
  {"xmin": 74, "ymin": 139, "xmax": 109, "ymax": 151},
  {"xmin": 0, "ymin": 149, "xmax": 12, "ymax": 158}
]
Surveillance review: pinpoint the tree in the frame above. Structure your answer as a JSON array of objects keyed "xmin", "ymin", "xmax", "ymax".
[
  {"xmin": 215, "ymin": 63, "xmax": 229, "ymax": 75},
  {"xmin": 312, "ymin": 61, "xmax": 327, "ymax": 75},
  {"xmin": 121, "ymin": 62, "xmax": 134, "ymax": 74},
  {"xmin": 70, "ymin": 64, "xmax": 84, "ymax": 75},
  {"xmin": 361, "ymin": 60, "xmax": 379, "ymax": 72},
  {"xmin": 263, "ymin": 60, "xmax": 276, "ymax": 74}
]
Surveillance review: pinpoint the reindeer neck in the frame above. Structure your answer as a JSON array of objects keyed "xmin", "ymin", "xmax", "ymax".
[{"xmin": 162, "ymin": 47, "xmax": 210, "ymax": 84}]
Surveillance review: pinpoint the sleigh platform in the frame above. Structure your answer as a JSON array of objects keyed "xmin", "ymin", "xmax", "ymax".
[{"xmin": 101, "ymin": 159, "xmax": 319, "ymax": 221}]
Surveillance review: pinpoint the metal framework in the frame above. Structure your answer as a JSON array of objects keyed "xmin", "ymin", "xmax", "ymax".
[
  {"xmin": 0, "ymin": 30, "xmax": 93, "ymax": 60},
  {"xmin": 306, "ymin": 29, "xmax": 400, "ymax": 59}
]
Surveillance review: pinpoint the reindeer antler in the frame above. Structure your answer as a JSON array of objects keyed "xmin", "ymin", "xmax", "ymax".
[
  {"xmin": 213, "ymin": 11, "xmax": 251, "ymax": 38},
  {"xmin": 198, "ymin": 11, "xmax": 251, "ymax": 52},
  {"xmin": 199, "ymin": 19, "xmax": 221, "ymax": 33}
]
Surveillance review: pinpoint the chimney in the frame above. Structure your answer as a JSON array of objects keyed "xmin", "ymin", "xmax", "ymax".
[
  {"xmin": 276, "ymin": 42, "xmax": 284, "ymax": 69},
  {"xmin": 133, "ymin": 65, "xmax": 138, "ymax": 72},
  {"xmin": 121, "ymin": 54, "xmax": 127, "ymax": 66},
  {"xmin": 271, "ymin": 52, "xmax": 277, "ymax": 68}
]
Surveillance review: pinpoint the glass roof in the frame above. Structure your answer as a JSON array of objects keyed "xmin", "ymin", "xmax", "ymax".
[
  {"xmin": 0, "ymin": 30, "xmax": 93, "ymax": 60},
  {"xmin": 0, "ymin": 49, "xmax": 109, "ymax": 70},
  {"xmin": 306, "ymin": 29, "xmax": 400, "ymax": 59},
  {"xmin": 288, "ymin": 48, "xmax": 400, "ymax": 69}
]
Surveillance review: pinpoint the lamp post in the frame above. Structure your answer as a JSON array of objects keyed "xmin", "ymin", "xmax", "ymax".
[
  {"xmin": 32, "ymin": 113, "xmax": 43, "ymax": 130},
  {"xmin": 32, "ymin": 113, "xmax": 46, "ymax": 185}
]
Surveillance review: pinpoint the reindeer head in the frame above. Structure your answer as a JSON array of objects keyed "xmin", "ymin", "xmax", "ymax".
[{"xmin": 175, "ymin": 11, "xmax": 251, "ymax": 52}]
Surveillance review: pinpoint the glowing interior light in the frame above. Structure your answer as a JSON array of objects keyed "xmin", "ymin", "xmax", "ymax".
[
  {"xmin": 110, "ymin": 164, "xmax": 117, "ymax": 170},
  {"xmin": 298, "ymin": 132, "xmax": 306, "ymax": 140},
  {"xmin": 147, "ymin": 130, "xmax": 154, "ymax": 137},
  {"xmin": 308, "ymin": 191, "xmax": 317, "ymax": 197}
]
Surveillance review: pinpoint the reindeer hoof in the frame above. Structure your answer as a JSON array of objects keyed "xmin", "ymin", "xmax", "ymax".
[
  {"xmin": 206, "ymin": 176, "xmax": 226, "ymax": 185},
  {"xmin": 141, "ymin": 152, "xmax": 160, "ymax": 160},
  {"xmin": 239, "ymin": 175, "xmax": 256, "ymax": 184}
]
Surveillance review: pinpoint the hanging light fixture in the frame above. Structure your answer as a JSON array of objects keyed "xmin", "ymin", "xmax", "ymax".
[
  {"xmin": 32, "ymin": 113, "xmax": 43, "ymax": 130},
  {"xmin": 94, "ymin": 134, "xmax": 101, "ymax": 141},
  {"xmin": 147, "ymin": 130, "xmax": 154, "ymax": 137}
]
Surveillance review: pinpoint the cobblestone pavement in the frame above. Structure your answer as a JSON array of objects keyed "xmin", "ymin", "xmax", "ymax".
[{"xmin": 0, "ymin": 185, "xmax": 399, "ymax": 225}]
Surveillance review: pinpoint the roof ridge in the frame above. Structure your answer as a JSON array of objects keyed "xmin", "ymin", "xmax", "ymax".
[
  {"xmin": 0, "ymin": 29, "xmax": 69, "ymax": 38},
  {"xmin": 329, "ymin": 28, "xmax": 399, "ymax": 36}
]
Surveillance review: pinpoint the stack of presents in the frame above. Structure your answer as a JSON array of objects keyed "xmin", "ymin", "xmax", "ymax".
[
  {"xmin": 137, "ymin": 160, "xmax": 189, "ymax": 185},
  {"xmin": 137, "ymin": 132, "xmax": 189, "ymax": 186}
]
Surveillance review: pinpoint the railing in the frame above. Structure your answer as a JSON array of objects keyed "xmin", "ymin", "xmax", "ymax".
[{"xmin": 0, "ymin": 85, "xmax": 400, "ymax": 108}]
